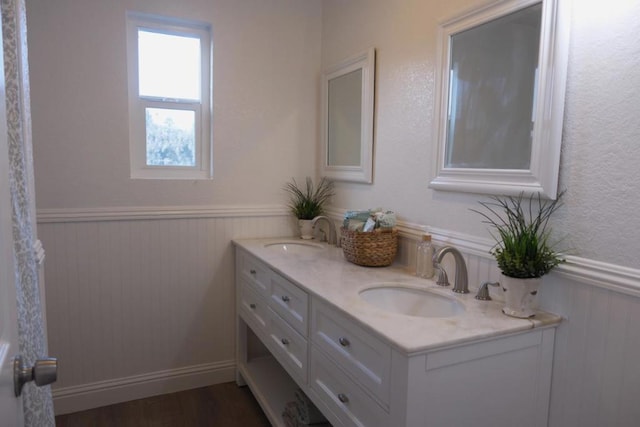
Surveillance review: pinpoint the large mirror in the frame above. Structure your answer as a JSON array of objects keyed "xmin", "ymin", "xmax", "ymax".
[
  {"xmin": 321, "ymin": 48, "xmax": 375, "ymax": 183},
  {"xmin": 430, "ymin": 0, "xmax": 569, "ymax": 199}
]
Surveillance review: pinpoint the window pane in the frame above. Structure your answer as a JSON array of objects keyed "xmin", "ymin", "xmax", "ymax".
[
  {"xmin": 145, "ymin": 108, "xmax": 196, "ymax": 167},
  {"xmin": 138, "ymin": 30, "xmax": 201, "ymax": 100}
]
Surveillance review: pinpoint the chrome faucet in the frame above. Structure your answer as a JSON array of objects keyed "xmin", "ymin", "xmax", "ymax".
[
  {"xmin": 311, "ymin": 216, "xmax": 337, "ymax": 245},
  {"xmin": 433, "ymin": 246, "xmax": 469, "ymax": 294}
]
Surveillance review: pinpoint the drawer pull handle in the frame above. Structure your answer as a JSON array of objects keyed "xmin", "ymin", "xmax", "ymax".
[
  {"xmin": 337, "ymin": 393, "xmax": 349, "ymax": 403},
  {"xmin": 281, "ymin": 295, "xmax": 290, "ymax": 303},
  {"xmin": 281, "ymin": 338, "xmax": 290, "ymax": 345},
  {"xmin": 250, "ymin": 269, "xmax": 256, "ymax": 275},
  {"xmin": 249, "ymin": 303, "xmax": 256, "ymax": 309},
  {"xmin": 338, "ymin": 337, "xmax": 350, "ymax": 347}
]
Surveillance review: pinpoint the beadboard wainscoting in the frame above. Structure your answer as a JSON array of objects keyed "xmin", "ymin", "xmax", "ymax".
[
  {"xmin": 39, "ymin": 206, "xmax": 640, "ymax": 425},
  {"xmin": 37, "ymin": 205, "xmax": 296, "ymax": 415}
]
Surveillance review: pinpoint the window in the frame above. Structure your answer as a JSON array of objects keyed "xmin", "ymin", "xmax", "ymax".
[{"xmin": 126, "ymin": 12, "xmax": 212, "ymax": 179}]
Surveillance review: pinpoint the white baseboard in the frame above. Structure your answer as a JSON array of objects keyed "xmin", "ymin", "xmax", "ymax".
[{"xmin": 52, "ymin": 360, "xmax": 236, "ymax": 415}]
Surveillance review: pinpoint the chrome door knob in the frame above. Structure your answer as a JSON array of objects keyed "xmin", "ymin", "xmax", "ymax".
[{"xmin": 13, "ymin": 355, "xmax": 58, "ymax": 397}]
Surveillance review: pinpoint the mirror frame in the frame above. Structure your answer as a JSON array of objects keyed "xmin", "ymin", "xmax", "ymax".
[
  {"xmin": 429, "ymin": 0, "xmax": 570, "ymax": 199},
  {"xmin": 321, "ymin": 48, "xmax": 375, "ymax": 184}
]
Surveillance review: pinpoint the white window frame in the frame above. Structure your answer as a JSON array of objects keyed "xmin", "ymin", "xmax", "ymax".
[{"xmin": 126, "ymin": 12, "xmax": 212, "ymax": 179}]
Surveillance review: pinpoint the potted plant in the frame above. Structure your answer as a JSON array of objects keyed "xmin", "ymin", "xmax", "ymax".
[
  {"xmin": 472, "ymin": 191, "xmax": 565, "ymax": 318},
  {"xmin": 284, "ymin": 177, "xmax": 335, "ymax": 239}
]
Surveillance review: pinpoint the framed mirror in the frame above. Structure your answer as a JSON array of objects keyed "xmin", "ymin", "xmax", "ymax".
[
  {"xmin": 321, "ymin": 48, "xmax": 375, "ymax": 183},
  {"xmin": 429, "ymin": 0, "xmax": 569, "ymax": 199}
]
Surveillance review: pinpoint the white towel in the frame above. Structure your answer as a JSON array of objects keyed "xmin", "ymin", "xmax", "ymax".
[
  {"xmin": 282, "ymin": 401, "xmax": 298, "ymax": 427},
  {"xmin": 294, "ymin": 389, "xmax": 328, "ymax": 425}
]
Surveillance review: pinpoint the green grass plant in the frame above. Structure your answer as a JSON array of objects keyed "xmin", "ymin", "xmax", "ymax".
[
  {"xmin": 471, "ymin": 192, "xmax": 565, "ymax": 279},
  {"xmin": 284, "ymin": 177, "xmax": 335, "ymax": 220}
]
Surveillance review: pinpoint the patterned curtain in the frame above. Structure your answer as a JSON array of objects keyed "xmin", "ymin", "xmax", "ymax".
[{"xmin": 1, "ymin": 0, "xmax": 55, "ymax": 424}]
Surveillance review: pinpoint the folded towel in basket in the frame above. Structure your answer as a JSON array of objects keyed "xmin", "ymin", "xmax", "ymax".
[{"xmin": 343, "ymin": 209, "xmax": 396, "ymax": 231}]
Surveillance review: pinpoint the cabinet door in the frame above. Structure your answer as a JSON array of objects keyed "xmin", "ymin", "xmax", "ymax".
[
  {"xmin": 238, "ymin": 250, "xmax": 271, "ymax": 296},
  {"xmin": 310, "ymin": 348, "xmax": 389, "ymax": 427},
  {"xmin": 312, "ymin": 298, "xmax": 391, "ymax": 407},
  {"xmin": 268, "ymin": 309, "xmax": 308, "ymax": 385},
  {"xmin": 238, "ymin": 279, "xmax": 269, "ymax": 336},
  {"xmin": 269, "ymin": 273, "xmax": 308, "ymax": 336}
]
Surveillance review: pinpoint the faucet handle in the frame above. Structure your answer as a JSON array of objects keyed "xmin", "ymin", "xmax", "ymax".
[
  {"xmin": 434, "ymin": 263, "xmax": 449, "ymax": 287},
  {"xmin": 475, "ymin": 281, "xmax": 500, "ymax": 301}
]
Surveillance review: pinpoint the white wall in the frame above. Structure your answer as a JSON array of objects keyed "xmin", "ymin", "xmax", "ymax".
[
  {"xmin": 322, "ymin": 1, "xmax": 640, "ymax": 426},
  {"xmin": 25, "ymin": 0, "xmax": 321, "ymax": 413},
  {"xmin": 322, "ymin": 0, "xmax": 640, "ymax": 269},
  {"xmin": 26, "ymin": 0, "xmax": 321, "ymax": 209}
]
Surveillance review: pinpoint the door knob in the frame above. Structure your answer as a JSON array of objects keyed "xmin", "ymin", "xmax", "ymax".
[{"xmin": 13, "ymin": 355, "xmax": 58, "ymax": 397}]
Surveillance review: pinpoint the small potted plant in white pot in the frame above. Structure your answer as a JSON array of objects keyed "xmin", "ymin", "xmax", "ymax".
[
  {"xmin": 284, "ymin": 177, "xmax": 335, "ymax": 239},
  {"xmin": 472, "ymin": 192, "xmax": 565, "ymax": 318}
]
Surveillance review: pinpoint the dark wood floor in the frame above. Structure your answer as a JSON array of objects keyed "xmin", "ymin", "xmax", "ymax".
[{"xmin": 55, "ymin": 382, "xmax": 271, "ymax": 427}]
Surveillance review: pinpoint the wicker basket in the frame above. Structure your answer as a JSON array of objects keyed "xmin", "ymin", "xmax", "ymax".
[{"xmin": 340, "ymin": 227, "xmax": 398, "ymax": 267}]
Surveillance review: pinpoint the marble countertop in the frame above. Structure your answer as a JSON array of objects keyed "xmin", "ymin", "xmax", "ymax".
[{"xmin": 233, "ymin": 237, "xmax": 561, "ymax": 355}]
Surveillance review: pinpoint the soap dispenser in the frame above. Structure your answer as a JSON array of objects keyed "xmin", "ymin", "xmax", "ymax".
[{"xmin": 416, "ymin": 234, "xmax": 434, "ymax": 279}]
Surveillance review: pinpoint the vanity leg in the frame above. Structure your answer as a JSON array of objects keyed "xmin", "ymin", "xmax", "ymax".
[{"xmin": 236, "ymin": 316, "xmax": 248, "ymax": 387}]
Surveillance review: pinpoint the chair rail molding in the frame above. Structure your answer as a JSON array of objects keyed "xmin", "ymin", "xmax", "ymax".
[
  {"xmin": 325, "ymin": 206, "xmax": 640, "ymax": 298},
  {"xmin": 37, "ymin": 204, "xmax": 290, "ymax": 223}
]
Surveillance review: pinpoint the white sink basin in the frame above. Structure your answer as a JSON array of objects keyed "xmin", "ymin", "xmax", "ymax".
[
  {"xmin": 359, "ymin": 285, "xmax": 465, "ymax": 318},
  {"xmin": 264, "ymin": 241, "xmax": 325, "ymax": 255}
]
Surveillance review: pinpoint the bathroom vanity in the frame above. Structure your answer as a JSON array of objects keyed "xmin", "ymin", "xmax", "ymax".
[{"xmin": 234, "ymin": 238, "xmax": 560, "ymax": 427}]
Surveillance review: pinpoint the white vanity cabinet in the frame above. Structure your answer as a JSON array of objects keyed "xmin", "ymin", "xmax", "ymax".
[
  {"xmin": 236, "ymin": 249, "xmax": 311, "ymax": 425},
  {"xmin": 234, "ymin": 245, "xmax": 557, "ymax": 427},
  {"xmin": 236, "ymin": 247, "xmax": 386, "ymax": 427}
]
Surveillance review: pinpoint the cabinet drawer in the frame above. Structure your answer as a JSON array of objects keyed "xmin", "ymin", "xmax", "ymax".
[
  {"xmin": 312, "ymin": 298, "xmax": 391, "ymax": 406},
  {"xmin": 239, "ymin": 251, "xmax": 271, "ymax": 296},
  {"xmin": 268, "ymin": 308, "xmax": 308, "ymax": 385},
  {"xmin": 269, "ymin": 273, "xmax": 308, "ymax": 336},
  {"xmin": 310, "ymin": 348, "xmax": 388, "ymax": 427},
  {"xmin": 238, "ymin": 279, "xmax": 269, "ymax": 336}
]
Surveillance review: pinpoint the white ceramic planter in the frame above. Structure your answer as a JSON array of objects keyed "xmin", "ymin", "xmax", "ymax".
[
  {"xmin": 298, "ymin": 219, "xmax": 314, "ymax": 240},
  {"xmin": 500, "ymin": 275, "xmax": 541, "ymax": 318}
]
